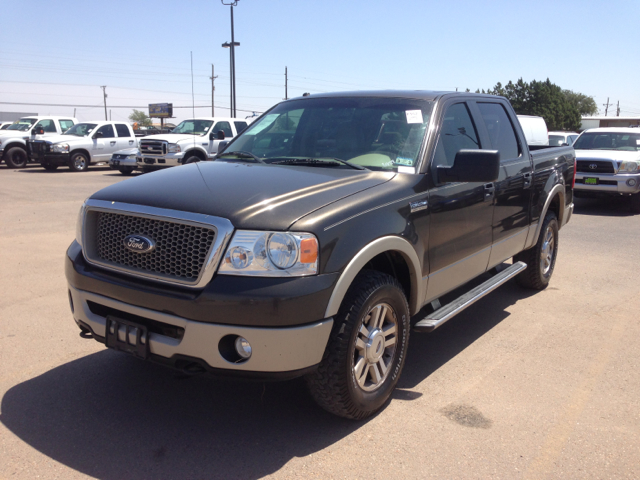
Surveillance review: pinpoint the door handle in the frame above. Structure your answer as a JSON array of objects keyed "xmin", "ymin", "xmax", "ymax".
[
  {"xmin": 484, "ymin": 183, "xmax": 495, "ymax": 201},
  {"xmin": 129, "ymin": 140, "xmax": 134, "ymax": 145},
  {"xmin": 110, "ymin": 141, "xmax": 116, "ymax": 146},
  {"xmin": 523, "ymin": 172, "xmax": 532, "ymax": 189}
]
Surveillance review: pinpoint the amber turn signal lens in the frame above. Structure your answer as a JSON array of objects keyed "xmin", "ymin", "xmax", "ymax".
[{"xmin": 299, "ymin": 237, "xmax": 318, "ymax": 264}]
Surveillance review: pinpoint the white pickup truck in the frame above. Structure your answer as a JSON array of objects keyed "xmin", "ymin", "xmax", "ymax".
[
  {"xmin": 0, "ymin": 116, "xmax": 77, "ymax": 168},
  {"xmin": 137, "ymin": 117, "xmax": 248, "ymax": 171},
  {"xmin": 29, "ymin": 121, "xmax": 138, "ymax": 172}
]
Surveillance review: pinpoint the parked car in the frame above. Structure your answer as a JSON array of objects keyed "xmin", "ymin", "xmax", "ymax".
[
  {"xmin": 29, "ymin": 121, "xmax": 138, "ymax": 172},
  {"xmin": 0, "ymin": 116, "xmax": 77, "ymax": 168},
  {"xmin": 549, "ymin": 131, "xmax": 579, "ymax": 146},
  {"xmin": 517, "ymin": 115, "xmax": 549, "ymax": 146},
  {"xmin": 108, "ymin": 148, "xmax": 139, "ymax": 175},
  {"xmin": 67, "ymin": 90, "xmax": 574, "ymax": 419},
  {"xmin": 573, "ymin": 127, "xmax": 640, "ymax": 212},
  {"xmin": 0, "ymin": 121, "xmax": 13, "ymax": 130},
  {"xmin": 136, "ymin": 117, "xmax": 249, "ymax": 172}
]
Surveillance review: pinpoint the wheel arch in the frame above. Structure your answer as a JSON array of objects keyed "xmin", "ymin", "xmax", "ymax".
[
  {"xmin": 183, "ymin": 148, "xmax": 207, "ymax": 162},
  {"xmin": 70, "ymin": 148, "xmax": 92, "ymax": 161},
  {"xmin": 525, "ymin": 183, "xmax": 565, "ymax": 249},
  {"xmin": 2, "ymin": 142, "xmax": 27, "ymax": 158},
  {"xmin": 324, "ymin": 236, "xmax": 422, "ymax": 318}
]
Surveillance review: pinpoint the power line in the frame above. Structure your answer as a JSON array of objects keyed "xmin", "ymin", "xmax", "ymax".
[{"xmin": 0, "ymin": 100, "xmax": 263, "ymax": 114}]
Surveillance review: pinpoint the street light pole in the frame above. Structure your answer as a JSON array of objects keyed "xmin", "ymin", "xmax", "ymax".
[{"xmin": 222, "ymin": 0, "xmax": 240, "ymax": 117}]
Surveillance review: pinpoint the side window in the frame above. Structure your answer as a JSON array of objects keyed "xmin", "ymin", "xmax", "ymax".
[
  {"xmin": 96, "ymin": 124, "xmax": 115, "ymax": 138},
  {"xmin": 35, "ymin": 119, "xmax": 56, "ymax": 133},
  {"xmin": 477, "ymin": 103, "xmax": 520, "ymax": 161},
  {"xmin": 433, "ymin": 103, "xmax": 480, "ymax": 167},
  {"xmin": 234, "ymin": 121, "xmax": 248, "ymax": 134},
  {"xmin": 214, "ymin": 121, "xmax": 233, "ymax": 137},
  {"xmin": 59, "ymin": 119, "xmax": 75, "ymax": 132},
  {"xmin": 115, "ymin": 124, "xmax": 132, "ymax": 137},
  {"xmin": 568, "ymin": 135, "xmax": 578, "ymax": 145}
]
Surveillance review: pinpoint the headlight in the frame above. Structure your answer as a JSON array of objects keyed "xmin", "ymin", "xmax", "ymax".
[
  {"xmin": 218, "ymin": 231, "xmax": 318, "ymax": 277},
  {"xmin": 126, "ymin": 154, "xmax": 137, "ymax": 159},
  {"xmin": 619, "ymin": 161, "xmax": 639, "ymax": 173},
  {"xmin": 52, "ymin": 143, "xmax": 69, "ymax": 153},
  {"xmin": 167, "ymin": 143, "xmax": 181, "ymax": 153},
  {"xmin": 75, "ymin": 201, "xmax": 87, "ymax": 247}
]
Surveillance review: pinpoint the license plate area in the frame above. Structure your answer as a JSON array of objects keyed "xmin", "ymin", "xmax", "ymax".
[
  {"xmin": 584, "ymin": 177, "xmax": 599, "ymax": 185},
  {"xmin": 105, "ymin": 316, "xmax": 149, "ymax": 359}
]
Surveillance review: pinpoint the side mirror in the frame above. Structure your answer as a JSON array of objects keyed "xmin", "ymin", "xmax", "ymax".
[
  {"xmin": 33, "ymin": 127, "xmax": 45, "ymax": 135},
  {"xmin": 93, "ymin": 131, "xmax": 104, "ymax": 139},
  {"xmin": 561, "ymin": 142, "xmax": 569, "ymax": 147},
  {"xmin": 437, "ymin": 150, "xmax": 500, "ymax": 183},
  {"xmin": 217, "ymin": 130, "xmax": 225, "ymax": 140}
]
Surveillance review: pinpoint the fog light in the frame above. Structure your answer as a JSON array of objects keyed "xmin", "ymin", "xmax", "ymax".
[
  {"xmin": 627, "ymin": 178, "xmax": 637, "ymax": 187},
  {"xmin": 235, "ymin": 336, "xmax": 252, "ymax": 359}
]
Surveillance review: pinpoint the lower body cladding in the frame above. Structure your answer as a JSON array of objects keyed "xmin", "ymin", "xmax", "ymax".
[{"xmin": 68, "ymin": 284, "xmax": 333, "ymax": 377}]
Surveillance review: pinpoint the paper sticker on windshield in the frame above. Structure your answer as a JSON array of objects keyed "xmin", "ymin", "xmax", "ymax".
[
  {"xmin": 398, "ymin": 166, "xmax": 416, "ymax": 174},
  {"xmin": 405, "ymin": 110, "xmax": 423, "ymax": 124},
  {"xmin": 637, "ymin": 139, "xmax": 640, "ymax": 146},
  {"xmin": 395, "ymin": 156, "xmax": 414, "ymax": 166}
]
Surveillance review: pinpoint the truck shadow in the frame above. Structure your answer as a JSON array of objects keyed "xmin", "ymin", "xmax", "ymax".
[
  {"xmin": 1, "ymin": 278, "xmax": 537, "ymax": 479},
  {"xmin": 573, "ymin": 197, "xmax": 636, "ymax": 217}
]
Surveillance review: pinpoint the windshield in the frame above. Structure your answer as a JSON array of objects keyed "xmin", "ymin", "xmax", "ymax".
[
  {"xmin": 573, "ymin": 132, "xmax": 640, "ymax": 151},
  {"xmin": 549, "ymin": 135, "xmax": 566, "ymax": 146},
  {"xmin": 7, "ymin": 119, "xmax": 37, "ymax": 131},
  {"xmin": 171, "ymin": 120, "xmax": 213, "ymax": 135},
  {"xmin": 224, "ymin": 97, "xmax": 434, "ymax": 172},
  {"xmin": 63, "ymin": 123, "xmax": 98, "ymax": 136}
]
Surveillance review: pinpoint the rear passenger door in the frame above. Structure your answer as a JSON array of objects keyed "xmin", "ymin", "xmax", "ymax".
[
  {"xmin": 115, "ymin": 123, "xmax": 136, "ymax": 150},
  {"xmin": 425, "ymin": 100, "xmax": 495, "ymax": 301},
  {"xmin": 474, "ymin": 101, "xmax": 533, "ymax": 268}
]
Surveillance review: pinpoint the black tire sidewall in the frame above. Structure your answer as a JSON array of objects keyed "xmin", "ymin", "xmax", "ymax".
[
  {"xmin": 6, "ymin": 147, "xmax": 27, "ymax": 168},
  {"xmin": 119, "ymin": 167, "xmax": 134, "ymax": 175},
  {"xmin": 183, "ymin": 156, "xmax": 200, "ymax": 164},
  {"xmin": 343, "ymin": 282, "xmax": 410, "ymax": 414},
  {"xmin": 537, "ymin": 214, "xmax": 559, "ymax": 284}
]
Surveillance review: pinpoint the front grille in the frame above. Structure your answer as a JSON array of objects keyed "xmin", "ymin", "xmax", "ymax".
[
  {"xmin": 140, "ymin": 140, "xmax": 167, "ymax": 155},
  {"xmin": 93, "ymin": 212, "xmax": 216, "ymax": 283},
  {"xmin": 576, "ymin": 160, "xmax": 615, "ymax": 174},
  {"xmin": 29, "ymin": 141, "xmax": 49, "ymax": 157}
]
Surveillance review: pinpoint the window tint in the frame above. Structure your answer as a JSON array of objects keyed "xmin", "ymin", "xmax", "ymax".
[
  {"xmin": 477, "ymin": 103, "xmax": 519, "ymax": 160},
  {"xmin": 115, "ymin": 124, "xmax": 131, "ymax": 137},
  {"xmin": 59, "ymin": 119, "xmax": 75, "ymax": 132},
  {"xmin": 234, "ymin": 121, "xmax": 248, "ymax": 134},
  {"xmin": 96, "ymin": 124, "xmax": 115, "ymax": 138},
  {"xmin": 549, "ymin": 135, "xmax": 565, "ymax": 146},
  {"xmin": 433, "ymin": 103, "xmax": 480, "ymax": 167},
  {"xmin": 35, "ymin": 119, "xmax": 56, "ymax": 133},
  {"xmin": 214, "ymin": 121, "xmax": 233, "ymax": 137}
]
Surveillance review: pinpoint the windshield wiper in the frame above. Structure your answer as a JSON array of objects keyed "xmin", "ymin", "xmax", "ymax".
[
  {"xmin": 215, "ymin": 151, "xmax": 266, "ymax": 163},
  {"xmin": 268, "ymin": 157, "xmax": 367, "ymax": 170}
]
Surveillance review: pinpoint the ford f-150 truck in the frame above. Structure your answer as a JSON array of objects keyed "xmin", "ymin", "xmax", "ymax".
[
  {"xmin": 66, "ymin": 91, "xmax": 575, "ymax": 419},
  {"xmin": 29, "ymin": 121, "xmax": 138, "ymax": 172},
  {"xmin": 136, "ymin": 117, "xmax": 248, "ymax": 172},
  {"xmin": 0, "ymin": 116, "xmax": 77, "ymax": 168},
  {"xmin": 572, "ymin": 127, "xmax": 640, "ymax": 213}
]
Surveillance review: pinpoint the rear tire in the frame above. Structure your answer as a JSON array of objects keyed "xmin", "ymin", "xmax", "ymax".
[
  {"xmin": 119, "ymin": 167, "xmax": 134, "ymax": 175},
  {"xmin": 5, "ymin": 147, "xmax": 28, "ymax": 168},
  {"xmin": 514, "ymin": 211, "xmax": 559, "ymax": 290},
  {"xmin": 305, "ymin": 271, "xmax": 410, "ymax": 420},
  {"xmin": 69, "ymin": 152, "xmax": 89, "ymax": 172}
]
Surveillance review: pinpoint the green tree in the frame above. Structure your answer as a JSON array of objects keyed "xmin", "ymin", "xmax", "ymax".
[
  {"xmin": 563, "ymin": 90, "xmax": 598, "ymax": 116},
  {"xmin": 128, "ymin": 109, "xmax": 152, "ymax": 126}
]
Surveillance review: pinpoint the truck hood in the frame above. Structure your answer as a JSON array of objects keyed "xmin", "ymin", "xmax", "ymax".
[
  {"xmin": 575, "ymin": 149, "xmax": 640, "ymax": 162},
  {"xmin": 139, "ymin": 134, "xmax": 209, "ymax": 144},
  {"xmin": 91, "ymin": 161, "xmax": 395, "ymax": 230}
]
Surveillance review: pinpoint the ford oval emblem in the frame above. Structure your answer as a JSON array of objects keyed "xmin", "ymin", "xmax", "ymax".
[{"xmin": 123, "ymin": 234, "xmax": 155, "ymax": 253}]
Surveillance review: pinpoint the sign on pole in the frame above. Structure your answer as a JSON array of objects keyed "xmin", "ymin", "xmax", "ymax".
[{"xmin": 149, "ymin": 103, "xmax": 173, "ymax": 118}]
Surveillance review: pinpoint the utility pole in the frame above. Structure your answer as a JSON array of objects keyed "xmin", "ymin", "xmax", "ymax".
[
  {"xmin": 100, "ymin": 86, "xmax": 108, "ymax": 120},
  {"xmin": 285, "ymin": 66, "xmax": 288, "ymax": 100},
  {"xmin": 210, "ymin": 64, "xmax": 218, "ymax": 116},
  {"xmin": 603, "ymin": 97, "xmax": 611, "ymax": 116},
  {"xmin": 616, "ymin": 101, "xmax": 620, "ymax": 117},
  {"xmin": 221, "ymin": 1, "xmax": 240, "ymax": 117},
  {"xmin": 109, "ymin": 109, "xmax": 112, "ymax": 121}
]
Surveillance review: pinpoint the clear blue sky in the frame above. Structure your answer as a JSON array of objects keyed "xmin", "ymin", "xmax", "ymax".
[{"xmin": 1, "ymin": 0, "xmax": 639, "ymax": 123}]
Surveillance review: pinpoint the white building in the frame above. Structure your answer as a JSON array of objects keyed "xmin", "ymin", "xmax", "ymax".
[{"xmin": 581, "ymin": 116, "xmax": 640, "ymax": 130}]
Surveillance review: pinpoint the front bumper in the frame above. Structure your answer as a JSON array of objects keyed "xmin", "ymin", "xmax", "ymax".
[
  {"xmin": 109, "ymin": 158, "xmax": 137, "ymax": 169},
  {"xmin": 34, "ymin": 152, "xmax": 70, "ymax": 165},
  {"xmin": 575, "ymin": 172, "xmax": 640, "ymax": 195},
  {"xmin": 136, "ymin": 153, "xmax": 184, "ymax": 168}
]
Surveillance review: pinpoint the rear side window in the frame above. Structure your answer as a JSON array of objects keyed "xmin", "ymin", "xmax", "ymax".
[
  {"xmin": 96, "ymin": 124, "xmax": 115, "ymax": 138},
  {"xmin": 214, "ymin": 121, "xmax": 233, "ymax": 137},
  {"xmin": 433, "ymin": 103, "xmax": 480, "ymax": 167},
  {"xmin": 35, "ymin": 119, "xmax": 57, "ymax": 133},
  {"xmin": 59, "ymin": 119, "xmax": 75, "ymax": 132},
  {"xmin": 477, "ymin": 103, "xmax": 519, "ymax": 161},
  {"xmin": 234, "ymin": 121, "xmax": 248, "ymax": 134},
  {"xmin": 568, "ymin": 135, "xmax": 578, "ymax": 144},
  {"xmin": 115, "ymin": 124, "xmax": 131, "ymax": 137}
]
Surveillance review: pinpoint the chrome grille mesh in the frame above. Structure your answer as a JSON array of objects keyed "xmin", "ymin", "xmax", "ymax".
[{"xmin": 95, "ymin": 212, "xmax": 216, "ymax": 281}]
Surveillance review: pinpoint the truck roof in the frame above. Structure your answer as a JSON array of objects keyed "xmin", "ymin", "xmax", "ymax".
[
  {"xmin": 287, "ymin": 90, "xmax": 501, "ymax": 102},
  {"xmin": 582, "ymin": 127, "xmax": 640, "ymax": 134},
  {"xmin": 20, "ymin": 116, "xmax": 78, "ymax": 121}
]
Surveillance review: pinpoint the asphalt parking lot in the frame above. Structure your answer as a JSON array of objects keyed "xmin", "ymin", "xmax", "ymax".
[{"xmin": 1, "ymin": 164, "xmax": 639, "ymax": 479}]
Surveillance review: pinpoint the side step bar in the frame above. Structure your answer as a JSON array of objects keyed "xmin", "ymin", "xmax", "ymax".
[{"xmin": 413, "ymin": 261, "xmax": 527, "ymax": 333}]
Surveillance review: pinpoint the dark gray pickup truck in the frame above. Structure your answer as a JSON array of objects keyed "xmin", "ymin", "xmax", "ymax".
[{"xmin": 66, "ymin": 91, "xmax": 575, "ymax": 419}]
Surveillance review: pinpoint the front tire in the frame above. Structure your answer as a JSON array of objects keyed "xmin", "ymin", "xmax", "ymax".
[
  {"xmin": 183, "ymin": 156, "xmax": 201, "ymax": 164},
  {"xmin": 306, "ymin": 271, "xmax": 410, "ymax": 420},
  {"xmin": 42, "ymin": 163, "xmax": 59, "ymax": 171},
  {"xmin": 5, "ymin": 147, "xmax": 28, "ymax": 168},
  {"xmin": 515, "ymin": 211, "xmax": 559, "ymax": 290},
  {"xmin": 119, "ymin": 167, "xmax": 134, "ymax": 175},
  {"xmin": 69, "ymin": 152, "xmax": 89, "ymax": 172}
]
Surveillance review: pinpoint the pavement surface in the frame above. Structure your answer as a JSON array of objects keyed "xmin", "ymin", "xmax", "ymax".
[{"xmin": 1, "ymin": 164, "xmax": 639, "ymax": 480}]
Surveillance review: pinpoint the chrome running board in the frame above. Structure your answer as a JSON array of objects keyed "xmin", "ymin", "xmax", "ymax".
[{"xmin": 414, "ymin": 261, "xmax": 527, "ymax": 333}]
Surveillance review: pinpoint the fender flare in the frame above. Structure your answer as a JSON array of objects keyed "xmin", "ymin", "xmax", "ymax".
[
  {"xmin": 69, "ymin": 148, "xmax": 92, "ymax": 162},
  {"xmin": 2, "ymin": 141, "xmax": 27, "ymax": 157},
  {"xmin": 324, "ymin": 236, "xmax": 423, "ymax": 318},
  {"xmin": 182, "ymin": 148, "xmax": 207, "ymax": 162},
  {"xmin": 525, "ymin": 183, "xmax": 565, "ymax": 249}
]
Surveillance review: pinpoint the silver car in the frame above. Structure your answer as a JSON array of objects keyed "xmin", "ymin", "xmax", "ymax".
[{"xmin": 109, "ymin": 148, "xmax": 139, "ymax": 175}]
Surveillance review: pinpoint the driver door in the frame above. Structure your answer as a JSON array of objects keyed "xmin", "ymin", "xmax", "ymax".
[{"xmin": 91, "ymin": 124, "xmax": 116, "ymax": 162}]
